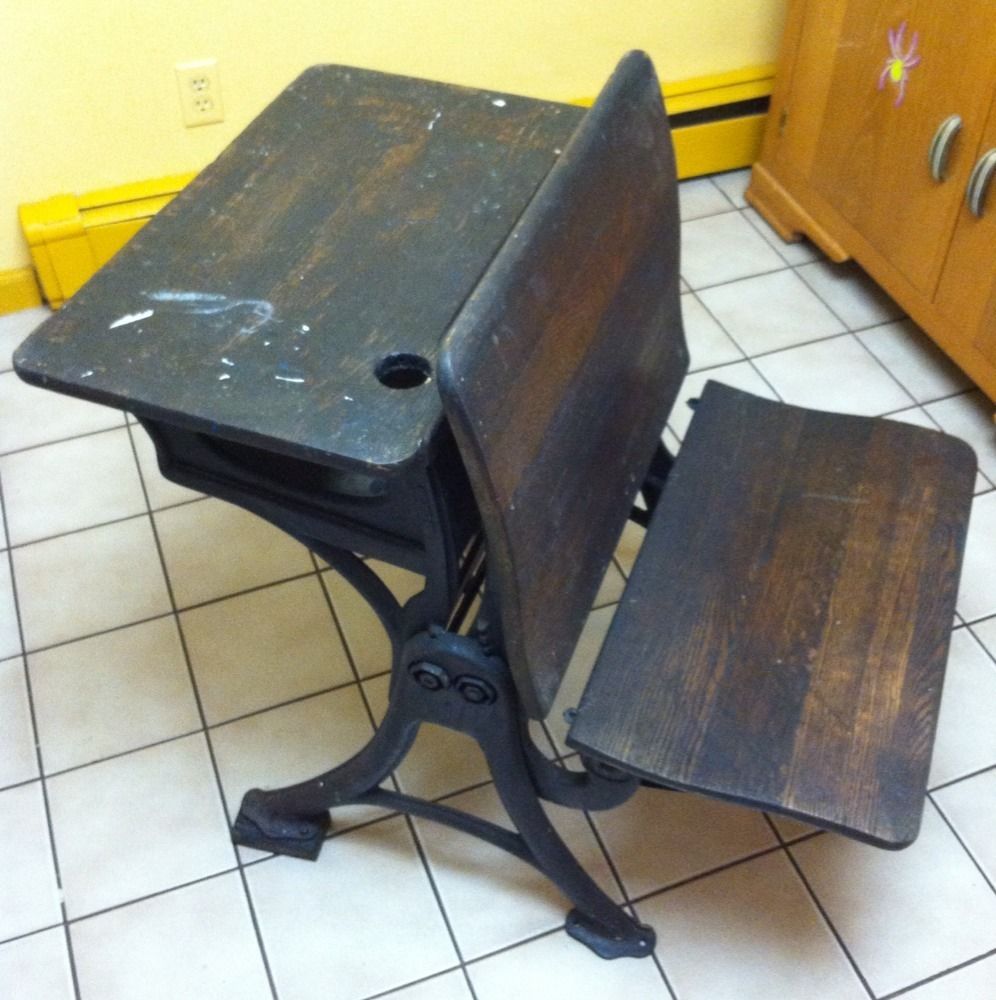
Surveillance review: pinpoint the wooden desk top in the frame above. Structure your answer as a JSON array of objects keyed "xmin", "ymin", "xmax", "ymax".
[{"xmin": 15, "ymin": 65, "xmax": 582, "ymax": 473}]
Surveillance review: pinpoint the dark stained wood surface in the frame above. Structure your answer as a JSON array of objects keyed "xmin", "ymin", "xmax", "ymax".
[
  {"xmin": 569, "ymin": 382, "xmax": 977, "ymax": 848},
  {"xmin": 14, "ymin": 65, "xmax": 582, "ymax": 473},
  {"xmin": 438, "ymin": 52, "xmax": 688, "ymax": 719}
]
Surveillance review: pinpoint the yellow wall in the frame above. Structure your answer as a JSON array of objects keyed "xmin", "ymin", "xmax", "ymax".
[{"xmin": 2, "ymin": 0, "xmax": 786, "ymax": 272}]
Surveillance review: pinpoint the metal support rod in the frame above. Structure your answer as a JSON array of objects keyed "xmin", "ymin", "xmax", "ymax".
[
  {"xmin": 630, "ymin": 440, "xmax": 675, "ymax": 527},
  {"xmin": 357, "ymin": 787, "xmax": 535, "ymax": 865}
]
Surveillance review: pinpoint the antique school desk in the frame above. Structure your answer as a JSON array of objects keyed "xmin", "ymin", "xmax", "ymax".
[{"xmin": 14, "ymin": 53, "xmax": 976, "ymax": 960}]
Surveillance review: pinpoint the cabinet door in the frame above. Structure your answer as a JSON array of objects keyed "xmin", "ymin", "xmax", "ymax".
[
  {"xmin": 804, "ymin": 0, "xmax": 996, "ymax": 297},
  {"xmin": 936, "ymin": 94, "xmax": 996, "ymax": 368}
]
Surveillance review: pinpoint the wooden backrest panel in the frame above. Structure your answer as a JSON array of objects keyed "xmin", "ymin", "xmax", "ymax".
[{"xmin": 438, "ymin": 52, "xmax": 688, "ymax": 718}]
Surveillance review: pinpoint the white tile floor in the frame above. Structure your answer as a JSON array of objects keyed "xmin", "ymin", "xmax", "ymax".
[{"xmin": 1, "ymin": 168, "xmax": 995, "ymax": 1000}]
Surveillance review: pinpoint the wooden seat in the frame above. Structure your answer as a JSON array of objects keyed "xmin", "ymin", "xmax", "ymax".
[
  {"xmin": 568, "ymin": 380, "xmax": 976, "ymax": 848},
  {"xmin": 440, "ymin": 50, "xmax": 977, "ymax": 855},
  {"xmin": 436, "ymin": 45, "xmax": 977, "ymax": 955}
]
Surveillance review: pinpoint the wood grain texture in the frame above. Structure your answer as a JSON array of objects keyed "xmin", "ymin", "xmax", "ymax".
[
  {"xmin": 439, "ymin": 52, "xmax": 688, "ymax": 719},
  {"xmin": 750, "ymin": 0, "xmax": 996, "ymax": 403},
  {"xmin": 805, "ymin": 0, "xmax": 996, "ymax": 297},
  {"xmin": 15, "ymin": 65, "xmax": 581, "ymax": 473},
  {"xmin": 935, "ymin": 95, "xmax": 996, "ymax": 358},
  {"xmin": 569, "ymin": 382, "xmax": 976, "ymax": 848}
]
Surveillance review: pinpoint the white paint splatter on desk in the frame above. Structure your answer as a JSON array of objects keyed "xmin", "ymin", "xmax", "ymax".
[{"xmin": 109, "ymin": 309, "xmax": 154, "ymax": 329}]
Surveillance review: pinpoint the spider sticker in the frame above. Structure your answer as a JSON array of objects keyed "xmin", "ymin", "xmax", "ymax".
[{"xmin": 878, "ymin": 21, "xmax": 921, "ymax": 107}]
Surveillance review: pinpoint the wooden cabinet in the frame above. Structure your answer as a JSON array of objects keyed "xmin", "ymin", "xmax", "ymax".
[
  {"xmin": 935, "ymin": 98, "xmax": 996, "ymax": 372},
  {"xmin": 748, "ymin": 0, "xmax": 996, "ymax": 401}
]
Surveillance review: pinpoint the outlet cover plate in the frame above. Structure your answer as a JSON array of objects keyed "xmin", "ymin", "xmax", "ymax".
[{"xmin": 175, "ymin": 59, "xmax": 224, "ymax": 128}]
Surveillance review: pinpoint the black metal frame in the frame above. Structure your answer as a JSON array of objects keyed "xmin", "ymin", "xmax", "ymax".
[
  {"xmin": 232, "ymin": 626, "xmax": 653, "ymax": 958},
  {"xmin": 140, "ymin": 416, "xmax": 671, "ymax": 960}
]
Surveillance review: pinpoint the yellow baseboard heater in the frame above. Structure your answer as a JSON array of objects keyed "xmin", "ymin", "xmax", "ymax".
[
  {"xmin": 18, "ymin": 64, "xmax": 773, "ymax": 309},
  {"xmin": 19, "ymin": 173, "xmax": 196, "ymax": 308}
]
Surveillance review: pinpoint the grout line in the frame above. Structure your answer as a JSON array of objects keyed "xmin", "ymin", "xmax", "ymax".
[
  {"xmin": 739, "ymin": 205, "xmax": 820, "ymax": 266},
  {"xmin": 693, "ymin": 315, "xmax": 979, "ymax": 428},
  {"xmin": 0, "ymin": 419, "xmax": 129, "ymax": 460},
  {"xmin": 685, "ymin": 310, "xmax": 978, "ymax": 416},
  {"xmin": 0, "ymin": 919, "xmax": 65, "ymax": 949},
  {"xmin": 0, "ymin": 771, "xmax": 59, "ymax": 796},
  {"xmin": 4, "ymin": 506, "xmax": 166, "ymax": 553},
  {"xmin": 879, "ymin": 402, "xmax": 942, "ymax": 425},
  {"xmin": 762, "ymin": 811, "xmax": 790, "ymax": 845},
  {"xmin": 17, "ymin": 610, "xmax": 176, "ymax": 658},
  {"xmin": 926, "ymin": 765, "xmax": 996, "ymax": 800},
  {"xmin": 43, "ymin": 865, "xmax": 244, "ymax": 938},
  {"xmin": 454, "ymin": 916, "xmax": 662, "ymax": 997},
  {"xmin": 14, "ymin": 567, "xmax": 327, "ymax": 661},
  {"xmin": 403, "ymin": 812, "xmax": 481, "ymax": 1000},
  {"xmin": 311, "ymin": 550, "xmax": 402, "ymax": 825},
  {"xmin": 782, "ymin": 265, "xmax": 952, "ymax": 408},
  {"xmin": 790, "ymin": 260, "xmax": 903, "ymax": 327},
  {"xmin": 962, "ymin": 609, "xmax": 996, "ymax": 632},
  {"xmin": 228, "ymin": 773, "xmax": 504, "ymax": 866},
  {"xmin": 929, "ymin": 794, "xmax": 996, "ymax": 897},
  {"xmin": 773, "ymin": 826, "xmax": 826, "ymax": 849},
  {"xmin": 472, "ymin": 738, "xmax": 685, "ymax": 983},
  {"xmin": 678, "ymin": 281, "xmax": 790, "ymax": 403},
  {"xmin": 123, "ymin": 420, "xmax": 280, "ymax": 1000},
  {"xmin": 18, "ymin": 644, "xmax": 392, "ymax": 782},
  {"xmin": 965, "ymin": 618, "xmax": 996, "ymax": 665},
  {"xmin": 683, "ymin": 262, "xmax": 790, "ymax": 294},
  {"xmin": 26, "ymin": 721, "xmax": 187, "ymax": 778},
  {"xmin": 878, "ymin": 946, "xmax": 996, "ymax": 999},
  {"xmin": 745, "ymin": 355, "xmax": 786, "ymax": 404},
  {"xmin": 462, "ymin": 923, "xmax": 566, "ymax": 968},
  {"xmin": 0, "ymin": 418, "xmax": 127, "ymax": 454},
  {"xmin": 848, "ymin": 333, "xmax": 923, "ymax": 408},
  {"xmin": 580, "ymin": 805, "xmax": 678, "ymax": 999},
  {"xmin": 314, "ymin": 555, "xmax": 390, "ymax": 736},
  {"xmin": 628, "ymin": 841, "xmax": 790, "ymax": 909},
  {"xmin": 0, "ymin": 491, "xmax": 205, "ymax": 554},
  {"xmin": 678, "ymin": 202, "xmax": 741, "ymax": 224},
  {"xmin": 734, "ymin": 327, "xmax": 851, "ymax": 364},
  {"xmin": 646, "ymin": 947, "xmax": 680, "ymax": 1000},
  {"xmin": 677, "ymin": 194, "xmax": 741, "ymax": 225},
  {"xmin": 206, "ymin": 676, "xmax": 361, "ymax": 731},
  {"xmin": 686, "ymin": 288, "xmax": 749, "ymax": 368},
  {"xmin": 357, "ymin": 964, "xmax": 469, "ymax": 1000},
  {"xmin": 710, "ymin": 175, "xmax": 742, "ymax": 211},
  {"xmin": 0, "ymin": 467, "xmax": 84, "ymax": 999},
  {"xmin": 175, "ymin": 567, "xmax": 322, "ymax": 614},
  {"xmin": 780, "ymin": 846, "xmax": 877, "ymax": 1000},
  {"xmin": 14, "ymin": 695, "xmax": 507, "ymax": 855}
]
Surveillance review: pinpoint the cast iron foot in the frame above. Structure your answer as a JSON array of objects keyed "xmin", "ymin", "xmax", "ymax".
[
  {"xmin": 232, "ymin": 788, "xmax": 331, "ymax": 860},
  {"xmin": 565, "ymin": 908, "xmax": 656, "ymax": 959}
]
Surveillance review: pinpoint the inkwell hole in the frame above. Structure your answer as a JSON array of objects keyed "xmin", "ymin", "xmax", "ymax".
[{"xmin": 375, "ymin": 353, "xmax": 432, "ymax": 389}]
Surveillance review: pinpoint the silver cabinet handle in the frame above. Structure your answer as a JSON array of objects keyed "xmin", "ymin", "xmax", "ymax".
[
  {"xmin": 928, "ymin": 115, "xmax": 962, "ymax": 181},
  {"xmin": 966, "ymin": 149, "xmax": 996, "ymax": 218}
]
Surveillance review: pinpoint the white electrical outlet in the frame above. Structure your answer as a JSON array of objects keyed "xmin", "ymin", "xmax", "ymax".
[{"xmin": 175, "ymin": 59, "xmax": 224, "ymax": 127}]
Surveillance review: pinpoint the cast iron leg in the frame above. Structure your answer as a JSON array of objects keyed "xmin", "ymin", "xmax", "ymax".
[
  {"xmin": 233, "ymin": 628, "xmax": 654, "ymax": 959},
  {"xmin": 448, "ymin": 637, "xmax": 653, "ymax": 959},
  {"xmin": 231, "ymin": 702, "xmax": 420, "ymax": 859},
  {"xmin": 481, "ymin": 724, "xmax": 654, "ymax": 957}
]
